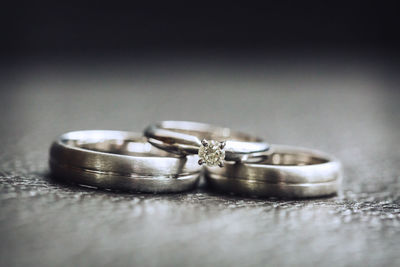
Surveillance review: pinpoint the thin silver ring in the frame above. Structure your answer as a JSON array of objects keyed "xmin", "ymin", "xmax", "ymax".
[
  {"xmin": 144, "ymin": 121, "xmax": 270, "ymax": 167},
  {"xmin": 49, "ymin": 130, "xmax": 201, "ymax": 193},
  {"xmin": 205, "ymin": 145, "xmax": 342, "ymax": 198}
]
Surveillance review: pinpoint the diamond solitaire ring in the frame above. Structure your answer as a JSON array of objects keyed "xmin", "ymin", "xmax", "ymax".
[{"xmin": 144, "ymin": 121, "xmax": 270, "ymax": 167}]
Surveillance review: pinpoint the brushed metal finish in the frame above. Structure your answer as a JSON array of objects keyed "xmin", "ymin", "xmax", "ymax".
[
  {"xmin": 144, "ymin": 120, "xmax": 270, "ymax": 161},
  {"xmin": 205, "ymin": 145, "xmax": 342, "ymax": 198},
  {"xmin": 206, "ymin": 174, "xmax": 340, "ymax": 198},
  {"xmin": 50, "ymin": 162, "xmax": 200, "ymax": 193},
  {"xmin": 49, "ymin": 130, "xmax": 201, "ymax": 192}
]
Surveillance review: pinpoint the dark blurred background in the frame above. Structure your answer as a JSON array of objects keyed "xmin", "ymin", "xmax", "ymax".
[{"xmin": 3, "ymin": 3, "xmax": 400, "ymax": 60}]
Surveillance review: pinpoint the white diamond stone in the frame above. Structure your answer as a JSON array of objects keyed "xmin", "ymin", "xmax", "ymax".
[{"xmin": 198, "ymin": 140, "xmax": 225, "ymax": 166}]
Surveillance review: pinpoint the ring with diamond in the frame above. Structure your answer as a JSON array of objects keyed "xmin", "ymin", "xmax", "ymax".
[
  {"xmin": 205, "ymin": 145, "xmax": 342, "ymax": 198},
  {"xmin": 144, "ymin": 121, "xmax": 270, "ymax": 167},
  {"xmin": 49, "ymin": 130, "xmax": 202, "ymax": 193}
]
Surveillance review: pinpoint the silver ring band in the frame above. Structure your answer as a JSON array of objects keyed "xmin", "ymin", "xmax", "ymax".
[
  {"xmin": 144, "ymin": 121, "xmax": 270, "ymax": 166},
  {"xmin": 205, "ymin": 145, "xmax": 342, "ymax": 198},
  {"xmin": 49, "ymin": 130, "xmax": 201, "ymax": 193}
]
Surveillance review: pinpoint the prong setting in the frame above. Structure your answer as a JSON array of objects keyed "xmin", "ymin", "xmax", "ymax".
[
  {"xmin": 198, "ymin": 139, "xmax": 226, "ymax": 167},
  {"xmin": 201, "ymin": 139, "xmax": 208, "ymax": 146},
  {"xmin": 220, "ymin": 141, "xmax": 226, "ymax": 149}
]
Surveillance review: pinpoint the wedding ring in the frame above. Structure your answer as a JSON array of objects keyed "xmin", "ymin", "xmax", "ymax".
[
  {"xmin": 144, "ymin": 121, "xmax": 270, "ymax": 167},
  {"xmin": 49, "ymin": 130, "xmax": 201, "ymax": 193},
  {"xmin": 205, "ymin": 145, "xmax": 342, "ymax": 198}
]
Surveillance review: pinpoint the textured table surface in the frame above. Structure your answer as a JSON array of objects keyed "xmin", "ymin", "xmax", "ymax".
[{"xmin": 1, "ymin": 55, "xmax": 399, "ymax": 266}]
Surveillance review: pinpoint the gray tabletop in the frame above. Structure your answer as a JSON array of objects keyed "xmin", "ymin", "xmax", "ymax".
[{"xmin": 1, "ymin": 55, "xmax": 399, "ymax": 267}]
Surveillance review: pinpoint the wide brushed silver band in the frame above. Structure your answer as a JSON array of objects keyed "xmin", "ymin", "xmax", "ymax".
[
  {"xmin": 144, "ymin": 121, "xmax": 270, "ymax": 162},
  {"xmin": 205, "ymin": 145, "xmax": 342, "ymax": 198},
  {"xmin": 49, "ymin": 130, "xmax": 201, "ymax": 193}
]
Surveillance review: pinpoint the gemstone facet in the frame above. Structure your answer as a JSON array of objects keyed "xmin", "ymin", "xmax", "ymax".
[{"xmin": 198, "ymin": 140, "xmax": 225, "ymax": 167}]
